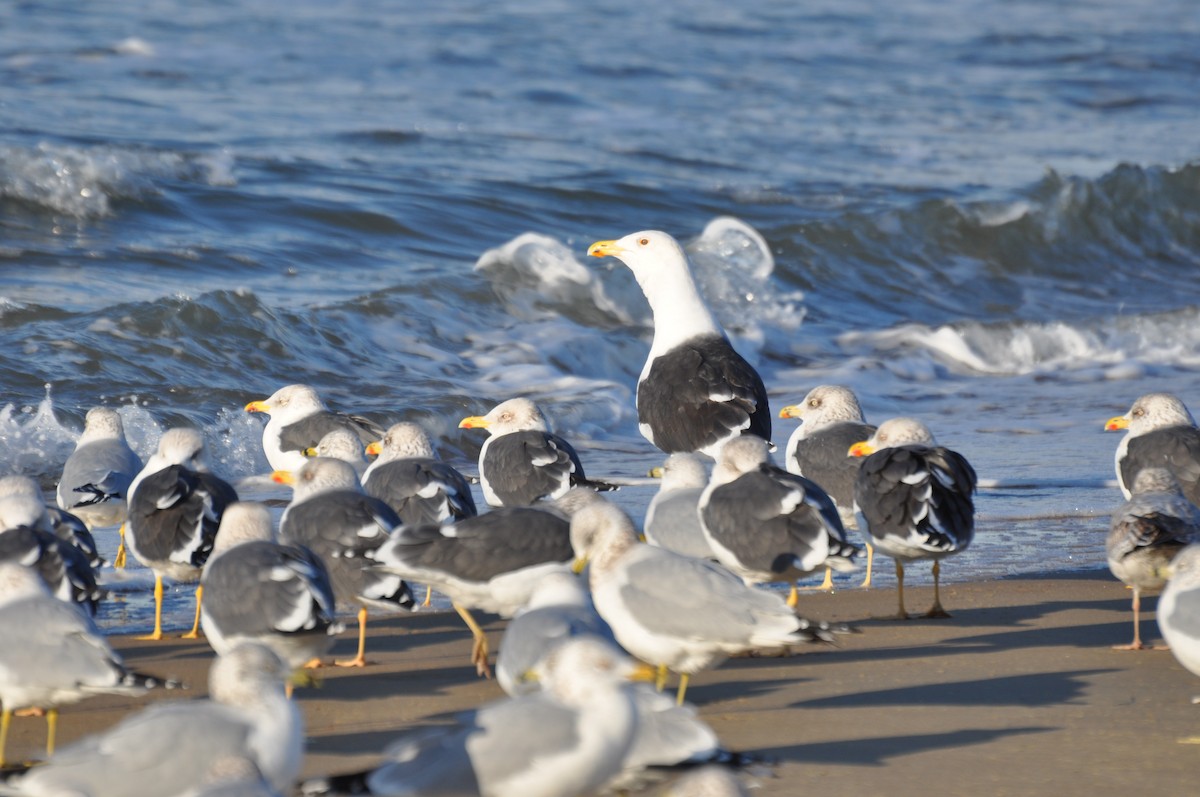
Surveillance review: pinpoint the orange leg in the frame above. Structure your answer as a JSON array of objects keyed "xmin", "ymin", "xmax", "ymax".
[{"xmin": 334, "ymin": 607, "xmax": 369, "ymax": 667}]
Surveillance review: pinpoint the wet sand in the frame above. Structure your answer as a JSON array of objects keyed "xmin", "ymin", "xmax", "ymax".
[{"xmin": 6, "ymin": 570, "xmax": 1198, "ymax": 795}]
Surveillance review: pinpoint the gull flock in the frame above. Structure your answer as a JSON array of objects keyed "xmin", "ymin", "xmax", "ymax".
[{"xmin": 0, "ymin": 230, "xmax": 1199, "ymax": 795}]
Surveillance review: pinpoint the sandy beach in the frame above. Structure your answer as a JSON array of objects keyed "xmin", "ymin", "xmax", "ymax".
[{"xmin": 5, "ymin": 570, "xmax": 1197, "ymax": 796}]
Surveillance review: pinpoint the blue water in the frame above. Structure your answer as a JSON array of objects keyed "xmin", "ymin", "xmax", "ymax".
[{"xmin": 3, "ymin": 0, "xmax": 1199, "ymax": 630}]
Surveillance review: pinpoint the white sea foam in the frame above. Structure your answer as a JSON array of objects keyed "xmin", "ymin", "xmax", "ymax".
[
  {"xmin": 837, "ymin": 307, "xmax": 1200, "ymax": 378},
  {"xmin": 0, "ymin": 142, "xmax": 237, "ymax": 218}
]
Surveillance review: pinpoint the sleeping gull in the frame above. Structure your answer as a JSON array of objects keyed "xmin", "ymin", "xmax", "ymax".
[
  {"xmin": 55, "ymin": 407, "xmax": 143, "ymax": 566},
  {"xmin": 125, "ymin": 428, "xmax": 239, "ymax": 640},
  {"xmin": 698, "ymin": 435, "xmax": 859, "ymax": 604},
  {"xmin": 459, "ymin": 398, "xmax": 615, "ymax": 507},
  {"xmin": 245, "ymin": 384, "xmax": 384, "ymax": 472},
  {"xmin": 1106, "ymin": 468, "xmax": 1200, "ymax": 650},
  {"xmin": 643, "ymin": 453, "xmax": 718, "ymax": 561},
  {"xmin": 778, "ymin": 385, "xmax": 876, "ymax": 587},
  {"xmin": 570, "ymin": 500, "xmax": 835, "ymax": 704},
  {"xmin": 0, "ymin": 493, "xmax": 102, "ymax": 615},
  {"xmin": 496, "ymin": 625, "xmax": 736, "ymax": 796},
  {"xmin": 303, "ymin": 427, "xmax": 369, "ymax": 477},
  {"xmin": 372, "ymin": 503, "xmax": 574, "ymax": 678},
  {"xmin": 587, "ymin": 230, "xmax": 770, "ymax": 458},
  {"xmin": 0, "ymin": 476, "xmax": 103, "ymax": 571},
  {"xmin": 849, "ymin": 417, "xmax": 977, "ymax": 619},
  {"xmin": 494, "ymin": 569, "xmax": 612, "ymax": 697},
  {"xmin": 200, "ymin": 502, "xmax": 341, "ymax": 682},
  {"xmin": 299, "ymin": 636, "xmax": 652, "ymax": 797},
  {"xmin": 1105, "ymin": 392, "xmax": 1200, "ymax": 503},
  {"xmin": 1, "ymin": 642, "xmax": 301, "ymax": 797},
  {"xmin": 363, "ymin": 421, "xmax": 477, "ymax": 526},
  {"xmin": 275, "ymin": 457, "xmax": 415, "ymax": 668},
  {"xmin": 0, "ymin": 563, "xmax": 176, "ymax": 766}
]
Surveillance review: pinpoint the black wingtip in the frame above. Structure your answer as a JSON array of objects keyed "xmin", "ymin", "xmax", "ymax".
[{"xmin": 299, "ymin": 770, "xmax": 374, "ymax": 796}]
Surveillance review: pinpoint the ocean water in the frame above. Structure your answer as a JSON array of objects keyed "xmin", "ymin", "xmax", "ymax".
[{"xmin": 3, "ymin": 0, "xmax": 1199, "ymax": 631}]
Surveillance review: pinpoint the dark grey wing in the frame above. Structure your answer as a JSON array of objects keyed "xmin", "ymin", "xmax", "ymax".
[
  {"xmin": 1123, "ymin": 426, "xmax": 1200, "ymax": 505},
  {"xmin": 855, "ymin": 446, "xmax": 976, "ymax": 552},
  {"xmin": 277, "ymin": 411, "xmax": 383, "ymax": 458},
  {"xmin": 47, "ymin": 506, "xmax": 105, "ymax": 569},
  {"xmin": 380, "ymin": 508, "xmax": 573, "ymax": 583},
  {"xmin": 703, "ymin": 468, "xmax": 855, "ymax": 577},
  {"xmin": 0, "ymin": 525, "xmax": 102, "ymax": 613},
  {"xmin": 637, "ymin": 334, "xmax": 770, "ymax": 454},
  {"xmin": 791, "ymin": 422, "xmax": 876, "ymax": 510},
  {"xmin": 482, "ymin": 431, "xmax": 574, "ymax": 505},
  {"xmin": 128, "ymin": 467, "xmax": 238, "ymax": 568},
  {"xmin": 280, "ymin": 492, "xmax": 412, "ymax": 611},
  {"xmin": 203, "ymin": 541, "xmax": 338, "ymax": 638},
  {"xmin": 365, "ymin": 459, "xmax": 477, "ymax": 525}
]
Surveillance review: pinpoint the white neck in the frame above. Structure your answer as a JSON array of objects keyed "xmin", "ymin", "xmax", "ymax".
[{"xmin": 638, "ymin": 267, "xmax": 723, "ymax": 359}]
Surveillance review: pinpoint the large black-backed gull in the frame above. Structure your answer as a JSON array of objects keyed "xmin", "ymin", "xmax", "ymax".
[
  {"xmin": 849, "ymin": 417, "xmax": 976, "ymax": 619},
  {"xmin": 587, "ymin": 230, "xmax": 770, "ymax": 458}
]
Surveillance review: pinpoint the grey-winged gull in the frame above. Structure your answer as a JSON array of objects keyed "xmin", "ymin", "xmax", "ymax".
[
  {"xmin": 244, "ymin": 384, "xmax": 384, "ymax": 472},
  {"xmin": 363, "ymin": 421, "xmax": 477, "ymax": 526},
  {"xmin": 494, "ymin": 569, "xmax": 612, "ymax": 697},
  {"xmin": 299, "ymin": 636, "xmax": 653, "ymax": 797},
  {"xmin": 643, "ymin": 453, "xmax": 718, "ymax": 561},
  {"xmin": 372, "ymin": 503, "xmax": 574, "ymax": 678},
  {"xmin": 200, "ymin": 502, "xmax": 341, "ymax": 681},
  {"xmin": 459, "ymin": 397, "xmax": 615, "ymax": 507},
  {"xmin": 778, "ymin": 385, "xmax": 877, "ymax": 587},
  {"xmin": 1159, "ymin": 544, "xmax": 1200, "ymax": 720},
  {"xmin": 1105, "ymin": 392, "xmax": 1200, "ymax": 504},
  {"xmin": 699, "ymin": 435, "xmax": 859, "ymax": 605},
  {"xmin": 570, "ymin": 500, "xmax": 835, "ymax": 705},
  {"xmin": 2, "ymin": 642, "xmax": 301, "ymax": 797},
  {"xmin": 55, "ymin": 407, "xmax": 143, "ymax": 567},
  {"xmin": 1106, "ymin": 468, "xmax": 1200, "ymax": 650},
  {"xmin": 495, "ymin": 624, "xmax": 735, "ymax": 796},
  {"xmin": 125, "ymin": 428, "xmax": 239, "ymax": 640},
  {"xmin": 275, "ymin": 457, "xmax": 415, "ymax": 668},
  {"xmin": 0, "ymin": 493, "xmax": 102, "ymax": 615},
  {"xmin": 587, "ymin": 231, "xmax": 770, "ymax": 458},
  {"xmin": 0, "ymin": 563, "xmax": 177, "ymax": 766},
  {"xmin": 0, "ymin": 475, "xmax": 103, "ymax": 571},
  {"xmin": 849, "ymin": 417, "xmax": 977, "ymax": 619},
  {"xmin": 303, "ymin": 427, "xmax": 369, "ymax": 476}
]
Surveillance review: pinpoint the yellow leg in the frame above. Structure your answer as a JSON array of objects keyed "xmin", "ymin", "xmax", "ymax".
[
  {"xmin": 44, "ymin": 709, "xmax": 57, "ymax": 758},
  {"xmin": 335, "ymin": 607, "xmax": 369, "ymax": 668},
  {"xmin": 453, "ymin": 603, "xmax": 491, "ymax": 678},
  {"xmin": 676, "ymin": 673, "xmax": 691, "ymax": 706},
  {"xmin": 114, "ymin": 523, "xmax": 127, "ymax": 569},
  {"xmin": 924, "ymin": 561, "xmax": 952, "ymax": 618},
  {"xmin": 860, "ymin": 543, "xmax": 874, "ymax": 588},
  {"xmin": 786, "ymin": 583, "xmax": 799, "ymax": 607},
  {"xmin": 1, "ymin": 707, "xmax": 10, "ymax": 767},
  {"xmin": 181, "ymin": 584, "xmax": 204, "ymax": 639},
  {"xmin": 655, "ymin": 663, "xmax": 669, "ymax": 692},
  {"xmin": 423, "ymin": 585, "xmax": 433, "ymax": 607},
  {"xmin": 137, "ymin": 576, "xmax": 165, "ymax": 640}
]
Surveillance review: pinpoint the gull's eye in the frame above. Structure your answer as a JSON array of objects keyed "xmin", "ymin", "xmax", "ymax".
[
  {"xmin": 808, "ymin": 399, "xmax": 820, "ymax": 408},
  {"xmin": 1133, "ymin": 408, "xmax": 1144, "ymax": 417},
  {"xmin": 638, "ymin": 237, "xmax": 649, "ymax": 246}
]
